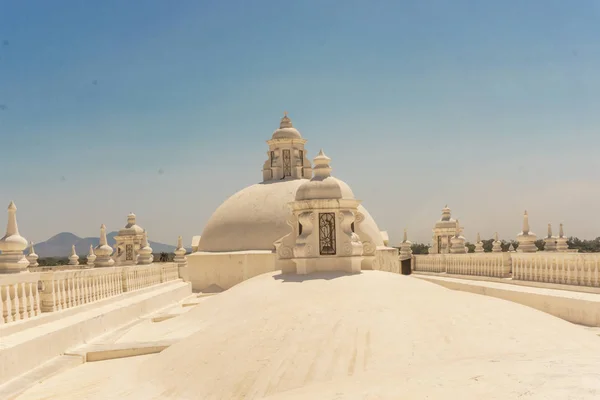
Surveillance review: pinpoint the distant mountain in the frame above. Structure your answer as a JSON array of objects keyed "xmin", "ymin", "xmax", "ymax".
[{"xmin": 33, "ymin": 232, "xmax": 186, "ymax": 258}]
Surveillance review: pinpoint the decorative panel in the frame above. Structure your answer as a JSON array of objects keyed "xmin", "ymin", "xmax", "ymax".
[{"xmin": 319, "ymin": 213, "xmax": 336, "ymax": 255}]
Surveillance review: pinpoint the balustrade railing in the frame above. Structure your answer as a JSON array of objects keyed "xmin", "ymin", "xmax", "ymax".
[
  {"xmin": 413, "ymin": 254, "xmax": 446, "ymax": 273},
  {"xmin": 414, "ymin": 253, "xmax": 510, "ymax": 277},
  {"xmin": 0, "ymin": 263, "xmax": 181, "ymax": 325},
  {"xmin": 415, "ymin": 252, "xmax": 600, "ymax": 288},
  {"xmin": 512, "ymin": 253, "xmax": 600, "ymax": 287},
  {"xmin": 446, "ymin": 253, "xmax": 511, "ymax": 278},
  {"xmin": 0, "ymin": 273, "xmax": 41, "ymax": 325}
]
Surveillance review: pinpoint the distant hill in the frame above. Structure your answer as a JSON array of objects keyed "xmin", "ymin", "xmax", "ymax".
[{"xmin": 33, "ymin": 232, "xmax": 185, "ymax": 258}]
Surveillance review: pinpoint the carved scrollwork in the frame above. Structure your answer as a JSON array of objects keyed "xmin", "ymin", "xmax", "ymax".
[
  {"xmin": 279, "ymin": 245, "xmax": 293, "ymax": 259},
  {"xmin": 355, "ymin": 212, "xmax": 365, "ymax": 224},
  {"xmin": 363, "ymin": 241, "xmax": 375, "ymax": 255},
  {"xmin": 306, "ymin": 244, "xmax": 313, "ymax": 257},
  {"xmin": 342, "ymin": 242, "xmax": 353, "ymax": 256}
]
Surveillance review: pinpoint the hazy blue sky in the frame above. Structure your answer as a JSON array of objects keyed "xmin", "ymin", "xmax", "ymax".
[{"xmin": 1, "ymin": 0, "xmax": 600, "ymax": 249}]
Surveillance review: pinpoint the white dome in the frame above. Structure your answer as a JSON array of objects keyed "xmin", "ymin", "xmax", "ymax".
[
  {"xmin": 119, "ymin": 213, "xmax": 144, "ymax": 236},
  {"xmin": 198, "ymin": 180, "xmax": 383, "ymax": 252},
  {"xmin": 271, "ymin": 114, "xmax": 302, "ymax": 140},
  {"xmin": 295, "ymin": 177, "xmax": 354, "ymax": 201},
  {"xmin": 295, "ymin": 149, "xmax": 355, "ymax": 201},
  {"xmin": 272, "ymin": 127, "xmax": 302, "ymax": 140}
]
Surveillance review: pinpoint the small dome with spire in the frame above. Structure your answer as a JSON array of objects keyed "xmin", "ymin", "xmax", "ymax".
[
  {"xmin": 119, "ymin": 212, "xmax": 144, "ymax": 236},
  {"xmin": 95, "ymin": 224, "xmax": 114, "ymax": 257},
  {"xmin": 271, "ymin": 112, "xmax": 303, "ymax": 140},
  {"xmin": 0, "ymin": 201, "xmax": 28, "ymax": 253},
  {"xmin": 295, "ymin": 149, "xmax": 355, "ymax": 201},
  {"xmin": 434, "ymin": 205, "xmax": 457, "ymax": 230}
]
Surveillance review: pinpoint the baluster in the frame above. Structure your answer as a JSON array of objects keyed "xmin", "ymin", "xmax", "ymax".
[
  {"xmin": 31, "ymin": 282, "xmax": 40, "ymax": 316},
  {"xmin": 66, "ymin": 277, "xmax": 72, "ymax": 308},
  {"xmin": 79, "ymin": 274, "xmax": 85, "ymax": 304},
  {"xmin": 4, "ymin": 286, "xmax": 13, "ymax": 323},
  {"xmin": 83, "ymin": 275, "xmax": 89, "ymax": 303},
  {"xmin": 11, "ymin": 284, "xmax": 20, "ymax": 321},
  {"xmin": 101, "ymin": 274, "xmax": 107, "ymax": 298},
  {"xmin": 0, "ymin": 288, "xmax": 4, "ymax": 324},
  {"xmin": 21, "ymin": 282, "xmax": 30, "ymax": 319},
  {"xmin": 60, "ymin": 278, "xmax": 67, "ymax": 309},
  {"xmin": 106, "ymin": 272, "xmax": 112, "ymax": 297},
  {"xmin": 75, "ymin": 274, "xmax": 81, "ymax": 306},
  {"xmin": 71, "ymin": 275, "xmax": 78, "ymax": 307}
]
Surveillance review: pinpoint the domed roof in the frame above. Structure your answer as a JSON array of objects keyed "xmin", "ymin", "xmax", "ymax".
[
  {"xmin": 198, "ymin": 180, "xmax": 382, "ymax": 252},
  {"xmin": 434, "ymin": 205, "xmax": 457, "ymax": 229},
  {"xmin": 118, "ymin": 213, "xmax": 144, "ymax": 236},
  {"xmin": 271, "ymin": 112, "xmax": 302, "ymax": 140},
  {"xmin": 51, "ymin": 271, "xmax": 600, "ymax": 399},
  {"xmin": 295, "ymin": 150, "xmax": 355, "ymax": 201}
]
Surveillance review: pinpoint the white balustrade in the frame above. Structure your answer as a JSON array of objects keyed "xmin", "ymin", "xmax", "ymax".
[
  {"xmin": 512, "ymin": 253, "xmax": 600, "ymax": 288},
  {"xmin": 414, "ymin": 253, "xmax": 510, "ymax": 278},
  {"xmin": 0, "ymin": 262, "xmax": 182, "ymax": 325},
  {"xmin": 0, "ymin": 272, "xmax": 41, "ymax": 325},
  {"xmin": 446, "ymin": 253, "xmax": 511, "ymax": 278},
  {"xmin": 413, "ymin": 254, "xmax": 446, "ymax": 273}
]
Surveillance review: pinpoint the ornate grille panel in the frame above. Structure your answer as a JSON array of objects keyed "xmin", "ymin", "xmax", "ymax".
[
  {"xmin": 319, "ymin": 213, "xmax": 336, "ymax": 255},
  {"xmin": 282, "ymin": 149, "xmax": 291, "ymax": 177},
  {"xmin": 270, "ymin": 151, "xmax": 275, "ymax": 167},
  {"xmin": 126, "ymin": 244, "xmax": 134, "ymax": 261},
  {"xmin": 299, "ymin": 150, "xmax": 304, "ymax": 177}
]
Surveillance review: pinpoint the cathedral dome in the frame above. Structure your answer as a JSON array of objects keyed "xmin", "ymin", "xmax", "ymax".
[
  {"xmin": 271, "ymin": 112, "xmax": 302, "ymax": 140},
  {"xmin": 198, "ymin": 180, "xmax": 383, "ymax": 252}
]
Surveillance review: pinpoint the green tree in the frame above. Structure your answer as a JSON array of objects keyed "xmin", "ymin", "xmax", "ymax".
[{"xmin": 410, "ymin": 243, "xmax": 430, "ymax": 254}]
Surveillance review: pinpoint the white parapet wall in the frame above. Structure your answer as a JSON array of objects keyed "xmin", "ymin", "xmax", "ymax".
[
  {"xmin": 372, "ymin": 247, "xmax": 400, "ymax": 274},
  {"xmin": 187, "ymin": 251, "xmax": 277, "ymax": 292},
  {"xmin": 414, "ymin": 252, "xmax": 600, "ymax": 288}
]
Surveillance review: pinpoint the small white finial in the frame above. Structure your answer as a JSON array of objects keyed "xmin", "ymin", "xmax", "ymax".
[
  {"xmin": 494, "ymin": 232, "xmax": 499, "ymax": 241},
  {"xmin": 0, "ymin": 201, "xmax": 29, "ymax": 254},
  {"xmin": 559, "ymin": 223, "xmax": 565, "ymax": 238},
  {"xmin": 403, "ymin": 228, "xmax": 407, "ymax": 243},
  {"xmin": 547, "ymin": 223, "xmax": 552, "ymax": 238},
  {"xmin": 68, "ymin": 244, "xmax": 80, "ymax": 265},
  {"xmin": 522, "ymin": 210, "xmax": 530, "ymax": 234},
  {"xmin": 312, "ymin": 149, "xmax": 332, "ymax": 178},
  {"xmin": 141, "ymin": 230, "xmax": 149, "ymax": 247},
  {"xmin": 88, "ymin": 244, "xmax": 95, "ymax": 256},
  {"xmin": 279, "ymin": 111, "xmax": 293, "ymax": 128},
  {"xmin": 476, "ymin": 232, "xmax": 481, "ymax": 242},
  {"xmin": 177, "ymin": 235, "xmax": 183, "ymax": 249},
  {"xmin": 6, "ymin": 201, "xmax": 19, "ymax": 236},
  {"xmin": 99, "ymin": 224, "xmax": 108, "ymax": 246}
]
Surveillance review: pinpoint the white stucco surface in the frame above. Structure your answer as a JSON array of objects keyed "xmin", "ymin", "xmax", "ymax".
[
  {"xmin": 15, "ymin": 270, "xmax": 600, "ymax": 400},
  {"xmin": 197, "ymin": 180, "xmax": 383, "ymax": 252}
]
